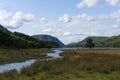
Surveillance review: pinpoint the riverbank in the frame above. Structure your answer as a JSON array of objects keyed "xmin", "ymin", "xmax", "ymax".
[
  {"xmin": 0, "ymin": 49, "xmax": 120, "ymax": 80},
  {"xmin": 0, "ymin": 49, "xmax": 62, "ymax": 73},
  {"xmin": 0, "ymin": 49, "xmax": 50, "ymax": 65}
]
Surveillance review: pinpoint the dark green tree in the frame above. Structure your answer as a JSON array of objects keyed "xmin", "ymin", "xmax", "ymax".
[{"xmin": 86, "ymin": 38, "xmax": 95, "ymax": 49}]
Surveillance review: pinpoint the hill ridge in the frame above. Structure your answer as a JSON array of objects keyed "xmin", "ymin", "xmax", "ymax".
[
  {"xmin": 0, "ymin": 25, "xmax": 59, "ymax": 48},
  {"xmin": 32, "ymin": 34, "xmax": 65, "ymax": 47},
  {"xmin": 67, "ymin": 36, "xmax": 120, "ymax": 47}
]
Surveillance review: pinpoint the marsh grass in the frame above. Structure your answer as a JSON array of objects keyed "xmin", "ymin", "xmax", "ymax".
[
  {"xmin": 0, "ymin": 49, "xmax": 50, "ymax": 65},
  {"xmin": 61, "ymin": 50, "xmax": 120, "ymax": 73},
  {"xmin": 0, "ymin": 49, "xmax": 120, "ymax": 80}
]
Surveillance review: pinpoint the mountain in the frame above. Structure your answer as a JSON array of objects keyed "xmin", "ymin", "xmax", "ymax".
[
  {"xmin": 67, "ymin": 36, "xmax": 120, "ymax": 47},
  {"xmin": 0, "ymin": 24, "xmax": 59, "ymax": 49},
  {"xmin": 66, "ymin": 42, "xmax": 78, "ymax": 47},
  {"xmin": 32, "ymin": 34, "xmax": 65, "ymax": 47}
]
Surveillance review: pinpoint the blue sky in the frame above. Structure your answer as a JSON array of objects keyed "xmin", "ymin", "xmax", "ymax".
[{"xmin": 0, "ymin": 0, "xmax": 120, "ymax": 44}]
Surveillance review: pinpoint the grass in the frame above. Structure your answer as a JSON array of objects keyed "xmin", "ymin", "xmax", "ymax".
[
  {"xmin": 0, "ymin": 49, "xmax": 50, "ymax": 65},
  {"xmin": 0, "ymin": 49, "xmax": 120, "ymax": 80}
]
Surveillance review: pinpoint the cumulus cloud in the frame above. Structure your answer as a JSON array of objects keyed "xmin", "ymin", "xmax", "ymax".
[
  {"xmin": 77, "ymin": 0, "xmax": 120, "ymax": 8},
  {"xmin": 72, "ymin": 13, "xmax": 94, "ymax": 21},
  {"xmin": 0, "ymin": 10, "xmax": 34, "ymax": 29},
  {"xmin": 42, "ymin": 28, "xmax": 53, "ymax": 33},
  {"xmin": 33, "ymin": 10, "xmax": 120, "ymax": 44},
  {"xmin": 77, "ymin": 0, "xmax": 99, "ymax": 8},
  {"xmin": 33, "ymin": 17, "xmax": 57, "ymax": 28},
  {"xmin": 58, "ymin": 14, "xmax": 71, "ymax": 23},
  {"xmin": 106, "ymin": 0, "xmax": 119, "ymax": 6},
  {"xmin": 63, "ymin": 32, "xmax": 72, "ymax": 36}
]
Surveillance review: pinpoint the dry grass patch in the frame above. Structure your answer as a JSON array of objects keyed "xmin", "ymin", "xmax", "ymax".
[{"xmin": 76, "ymin": 49, "xmax": 120, "ymax": 55}]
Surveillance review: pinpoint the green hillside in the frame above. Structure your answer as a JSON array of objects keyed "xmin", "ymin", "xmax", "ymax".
[
  {"xmin": 79, "ymin": 36, "xmax": 110, "ymax": 47},
  {"xmin": 67, "ymin": 36, "xmax": 120, "ymax": 47},
  {"xmin": 103, "ymin": 36, "xmax": 120, "ymax": 47},
  {"xmin": 32, "ymin": 34, "xmax": 65, "ymax": 47},
  {"xmin": 0, "ymin": 25, "xmax": 59, "ymax": 49}
]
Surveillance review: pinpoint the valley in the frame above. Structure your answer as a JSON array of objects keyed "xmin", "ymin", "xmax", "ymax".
[
  {"xmin": 0, "ymin": 24, "xmax": 120, "ymax": 80},
  {"xmin": 0, "ymin": 49, "xmax": 120, "ymax": 80},
  {"xmin": 1, "ymin": 0, "xmax": 120, "ymax": 79}
]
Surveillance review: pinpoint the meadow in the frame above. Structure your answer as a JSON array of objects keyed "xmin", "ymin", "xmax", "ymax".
[
  {"xmin": 0, "ymin": 49, "xmax": 120, "ymax": 80},
  {"xmin": 0, "ymin": 49, "xmax": 50, "ymax": 65}
]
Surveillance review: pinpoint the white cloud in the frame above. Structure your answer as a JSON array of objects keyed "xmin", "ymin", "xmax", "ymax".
[
  {"xmin": 58, "ymin": 14, "xmax": 71, "ymax": 23},
  {"xmin": 77, "ymin": 0, "xmax": 120, "ymax": 8},
  {"xmin": 106, "ymin": 0, "xmax": 119, "ymax": 6},
  {"xmin": 112, "ymin": 24, "xmax": 119, "ymax": 28},
  {"xmin": 33, "ymin": 10, "xmax": 120, "ymax": 44},
  {"xmin": 42, "ymin": 28, "xmax": 52, "ymax": 33},
  {"xmin": 110, "ymin": 10, "xmax": 120, "ymax": 19},
  {"xmin": 63, "ymin": 32, "xmax": 72, "ymax": 36},
  {"xmin": 73, "ymin": 13, "xmax": 94, "ymax": 21},
  {"xmin": 77, "ymin": 2, "xmax": 85, "ymax": 9},
  {"xmin": 33, "ymin": 17, "xmax": 57, "ymax": 28},
  {"xmin": 77, "ymin": 0, "xmax": 99, "ymax": 8},
  {"xmin": 0, "ymin": 10, "xmax": 34, "ymax": 29},
  {"xmin": 40, "ymin": 17, "xmax": 48, "ymax": 24}
]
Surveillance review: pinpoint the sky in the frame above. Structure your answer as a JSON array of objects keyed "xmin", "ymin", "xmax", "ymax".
[{"xmin": 0, "ymin": 0, "xmax": 120, "ymax": 44}]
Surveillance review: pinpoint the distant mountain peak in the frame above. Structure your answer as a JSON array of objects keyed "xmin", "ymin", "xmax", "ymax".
[{"xmin": 32, "ymin": 34, "xmax": 65, "ymax": 47}]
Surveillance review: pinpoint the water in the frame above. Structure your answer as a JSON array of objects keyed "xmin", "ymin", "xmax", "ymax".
[
  {"xmin": 0, "ymin": 60, "xmax": 36, "ymax": 73},
  {"xmin": 1, "ymin": 47, "xmax": 119, "ymax": 73},
  {"xmin": 0, "ymin": 49, "xmax": 62, "ymax": 73},
  {"xmin": 47, "ymin": 49, "xmax": 62, "ymax": 58},
  {"xmin": 60, "ymin": 47, "xmax": 120, "ymax": 50}
]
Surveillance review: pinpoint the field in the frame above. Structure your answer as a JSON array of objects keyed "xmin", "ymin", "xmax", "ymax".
[
  {"xmin": 0, "ymin": 49, "xmax": 120, "ymax": 80},
  {"xmin": 0, "ymin": 49, "xmax": 50, "ymax": 65}
]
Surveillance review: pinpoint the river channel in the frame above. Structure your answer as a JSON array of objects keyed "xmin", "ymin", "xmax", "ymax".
[{"xmin": 0, "ymin": 49, "xmax": 62, "ymax": 73}]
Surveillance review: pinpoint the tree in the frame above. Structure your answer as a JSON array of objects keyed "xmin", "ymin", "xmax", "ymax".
[{"xmin": 86, "ymin": 38, "xmax": 95, "ymax": 49}]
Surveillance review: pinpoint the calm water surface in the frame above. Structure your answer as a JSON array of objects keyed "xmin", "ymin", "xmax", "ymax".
[{"xmin": 0, "ymin": 49, "xmax": 62, "ymax": 73}]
